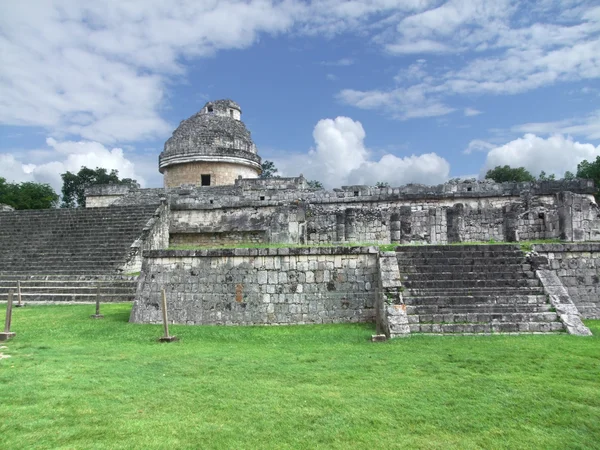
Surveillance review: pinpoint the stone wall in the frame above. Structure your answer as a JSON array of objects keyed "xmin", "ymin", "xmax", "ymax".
[
  {"xmin": 85, "ymin": 184, "xmax": 137, "ymax": 208},
  {"xmin": 130, "ymin": 247, "xmax": 379, "ymax": 325},
  {"xmin": 87, "ymin": 178, "xmax": 600, "ymax": 246},
  {"xmin": 169, "ymin": 230, "xmax": 267, "ymax": 247},
  {"xmin": 163, "ymin": 161, "xmax": 259, "ymax": 188},
  {"xmin": 162, "ymin": 178, "xmax": 599, "ymax": 246},
  {"xmin": 532, "ymin": 243, "xmax": 600, "ymax": 319},
  {"xmin": 120, "ymin": 202, "xmax": 171, "ymax": 273}
]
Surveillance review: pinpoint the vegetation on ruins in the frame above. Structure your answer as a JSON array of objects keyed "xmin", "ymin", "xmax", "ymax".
[
  {"xmin": 485, "ymin": 165, "xmax": 537, "ymax": 183},
  {"xmin": 577, "ymin": 156, "xmax": 600, "ymax": 200},
  {"xmin": 307, "ymin": 179, "xmax": 323, "ymax": 189},
  {"xmin": 0, "ymin": 177, "xmax": 59, "ymax": 210},
  {"xmin": 260, "ymin": 160, "xmax": 279, "ymax": 178},
  {"xmin": 60, "ymin": 167, "xmax": 138, "ymax": 208},
  {"xmin": 0, "ymin": 304, "xmax": 598, "ymax": 449}
]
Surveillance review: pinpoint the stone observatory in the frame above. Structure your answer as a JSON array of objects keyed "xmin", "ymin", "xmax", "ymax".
[{"xmin": 159, "ymin": 99, "xmax": 262, "ymax": 187}]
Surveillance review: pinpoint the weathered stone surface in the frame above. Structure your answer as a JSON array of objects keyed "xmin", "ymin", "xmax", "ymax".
[
  {"xmin": 130, "ymin": 247, "xmax": 378, "ymax": 326},
  {"xmin": 536, "ymin": 269, "xmax": 593, "ymax": 335},
  {"xmin": 533, "ymin": 244, "xmax": 600, "ymax": 319}
]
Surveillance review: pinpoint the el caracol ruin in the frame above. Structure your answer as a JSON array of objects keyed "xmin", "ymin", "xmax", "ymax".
[{"xmin": 1, "ymin": 99, "xmax": 598, "ymax": 337}]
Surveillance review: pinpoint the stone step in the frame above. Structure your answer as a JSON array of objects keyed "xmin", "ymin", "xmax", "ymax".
[
  {"xmin": 404, "ymin": 294, "xmax": 548, "ymax": 306},
  {"xmin": 401, "ymin": 271, "xmax": 536, "ymax": 281},
  {"xmin": 398, "ymin": 264, "xmax": 531, "ymax": 274},
  {"xmin": 396, "ymin": 250, "xmax": 524, "ymax": 258},
  {"xmin": 397, "ymin": 257, "xmax": 527, "ymax": 266},
  {"xmin": 408, "ymin": 311, "xmax": 559, "ymax": 324},
  {"xmin": 406, "ymin": 304, "xmax": 554, "ymax": 314},
  {"xmin": 0, "ymin": 286, "xmax": 135, "ymax": 295},
  {"xmin": 409, "ymin": 322, "xmax": 565, "ymax": 334},
  {"xmin": 403, "ymin": 279, "xmax": 541, "ymax": 289},
  {"xmin": 396, "ymin": 244, "xmax": 521, "ymax": 252},
  {"xmin": 0, "ymin": 273, "xmax": 137, "ymax": 280},
  {"xmin": 0, "ymin": 293, "xmax": 135, "ymax": 302},
  {"xmin": 406, "ymin": 288, "xmax": 545, "ymax": 297}
]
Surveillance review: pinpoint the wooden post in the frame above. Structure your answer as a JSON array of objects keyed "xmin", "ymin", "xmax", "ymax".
[
  {"xmin": 15, "ymin": 280, "xmax": 24, "ymax": 307},
  {"xmin": 1, "ymin": 289, "xmax": 16, "ymax": 341},
  {"xmin": 159, "ymin": 288, "xmax": 177, "ymax": 342},
  {"xmin": 90, "ymin": 284, "xmax": 104, "ymax": 319}
]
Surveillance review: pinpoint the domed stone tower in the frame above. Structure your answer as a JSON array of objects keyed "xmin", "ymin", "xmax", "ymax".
[{"xmin": 159, "ymin": 99, "xmax": 262, "ymax": 187}]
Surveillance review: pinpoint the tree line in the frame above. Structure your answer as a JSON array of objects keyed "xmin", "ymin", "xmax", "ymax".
[{"xmin": 0, "ymin": 167, "xmax": 137, "ymax": 210}]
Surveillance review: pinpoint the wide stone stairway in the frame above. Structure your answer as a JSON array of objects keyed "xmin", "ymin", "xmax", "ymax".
[
  {"xmin": 0, "ymin": 205, "xmax": 159, "ymax": 303},
  {"xmin": 397, "ymin": 245, "xmax": 565, "ymax": 334}
]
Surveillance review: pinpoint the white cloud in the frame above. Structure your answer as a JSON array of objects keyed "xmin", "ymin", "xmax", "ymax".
[
  {"xmin": 326, "ymin": 73, "xmax": 338, "ymax": 81},
  {"xmin": 0, "ymin": 0, "xmax": 300, "ymax": 144},
  {"xmin": 338, "ymin": 86, "xmax": 455, "ymax": 120},
  {"xmin": 0, "ymin": 1, "xmax": 436, "ymax": 144},
  {"xmin": 512, "ymin": 110, "xmax": 600, "ymax": 141},
  {"xmin": 464, "ymin": 108, "xmax": 482, "ymax": 116},
  {"xmin": 464, "ymin": 139, "xmax": 495, "ymax": 154},
  {"xmin": 274, "ymin": 116, "xmax": 450, "ymax": 188},
  {"xmin": 320, "ymin": 58, "xmax": 355, "ymax": 66},
  {"xmin": 0, "ymin": 138, "xmax": 146, "ymax": 193},
  {"xmin": 342, "ymin": 2, "xmax": 600, "ymax": 120},
  {"xmin": 481, "ymin": 134, "xmax": 600, "ymax": 178}
]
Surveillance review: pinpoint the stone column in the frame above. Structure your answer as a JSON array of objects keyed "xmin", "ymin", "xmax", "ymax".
[
  {"xmin": 336, "ymin": 212, "xmax": 346, "ymax": 242},
  {"xmin": 503, "ymin": 204, "xmax": 519, "ymax": 242},
  {"xmin": 446, "ymin": 204, "xmax": 464, "ymax": 243},
  {"xmin": 557, "ymin": 192, "xmax": 574, "ymax": 241},
  {"xmin": 389, "ymin": 212, "xmax": 401, "ymax": 243},
  {"xmin": 399, "ymin": 206, "xmax": 412, "ymax": 243},
  {"xmin": 344, "ymin": 209, "xmax": 357, "ymax": 242}
]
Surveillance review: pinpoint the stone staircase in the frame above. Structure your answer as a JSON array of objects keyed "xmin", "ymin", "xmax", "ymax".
[
  {"xmin": 397, "ymin": 245, "xmax": 565, "ymax": 334},
  {"xmin": 0, "ymin": 204, "xmax": 159, "ymax": 302}
]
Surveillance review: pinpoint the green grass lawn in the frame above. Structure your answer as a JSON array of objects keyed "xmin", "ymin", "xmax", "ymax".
[{"xmin": 1, "ymin": 304, "xmax": 599, "ymax": 450}]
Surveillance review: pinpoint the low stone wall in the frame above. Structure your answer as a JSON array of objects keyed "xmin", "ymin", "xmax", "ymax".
[
  {"xmin": 130, "ymin": 247, "xmax": 379, "ymax": 325},
  {"xmin": 533, "ymin": 243, "xmax": 600, "ymax": 319}
]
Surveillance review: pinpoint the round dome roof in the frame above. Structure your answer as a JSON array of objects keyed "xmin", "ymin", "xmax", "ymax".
[{"xmin": 159, "ymin": 99, "xmax": 260, "ymax": 173}]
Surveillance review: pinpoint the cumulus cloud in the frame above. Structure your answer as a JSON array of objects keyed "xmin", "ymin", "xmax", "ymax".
[
  {"xmin": 481, "ymin": 134, "xmax": 600, "ymax": 178},
  {"xmin": 0, "ymin": 139, "xmax": 146, "ymax": 193},
  {"xmin": 0, "ymin": 1, "xmax": 433, "ymax": 144},
  {"xmin": 274, "ymin": 116, "xmax": 450, "ymax": 188}
]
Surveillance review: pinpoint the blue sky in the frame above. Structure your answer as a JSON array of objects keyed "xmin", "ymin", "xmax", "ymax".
[{"xmin": 1, "ymin": 0, "xmax": 600, "ymax": 190}]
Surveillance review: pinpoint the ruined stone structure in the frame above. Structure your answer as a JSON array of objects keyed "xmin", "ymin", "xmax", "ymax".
[
  {"xmin": 0, "ymin": 98, "xmax": 598, "ymax": 335},
  {"xmin": 159, "ymin": 99, "xmax": 261, "ymax": 188}
]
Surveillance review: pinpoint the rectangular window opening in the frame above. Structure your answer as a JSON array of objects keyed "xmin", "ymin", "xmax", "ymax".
[
  {"xmin": 353, "ymin": 191, "xmax": 359, "ymax": 197},
  {"xmin": 201, "ymin": 174, "xmax": 211, "ymax": 186},
  {"xmin": 260, "ymin": 196, "xmax": 265, "ymax": 201}
]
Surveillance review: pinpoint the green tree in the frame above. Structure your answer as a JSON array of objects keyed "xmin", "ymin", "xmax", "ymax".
[
  {"xmin": 260, "ymin": 160, "xmax": 279, "ymax": 179},
  {"xmin": 307, "ymin": 180, "xmax": 323, "ymax": 189},
  {"xmin": 0, "ymin": 177, "xmax": 59, "ymax": 209},
  {"xmin": 376, "ymin": 181, "xmax": 390, "ymax": 188},
  {"xmin": 564, "ymin": 170, "xmax": 575, "ymax": 180},
  {"xmin": 485, "ymin": 165, "xmax": 536, "ymax": 183},
  {"xmin": 61, "ymin": 167, "xmax": 138, "ymax": 208},
  {"xmin": 538, "ymin": 171, "xmax": 556, "ymax": 181},
  {"xmin": 576, "ymin": 156, "xmax": 600, "ymax": 200}
]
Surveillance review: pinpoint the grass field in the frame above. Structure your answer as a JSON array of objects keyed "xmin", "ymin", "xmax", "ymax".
[{"xmin": 1, "ymin": 303, "xmax": 599, "ymax": 449}]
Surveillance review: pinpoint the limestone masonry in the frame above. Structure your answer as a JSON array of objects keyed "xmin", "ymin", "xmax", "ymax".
[{"xmin": 0, "ymin": 99, "xmax": 598, "ymax": 335}]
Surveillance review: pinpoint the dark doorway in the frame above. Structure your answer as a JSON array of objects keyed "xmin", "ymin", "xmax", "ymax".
[{"xmin": 201, "ymin": 174, "xmax": 211, "ymax": 186}]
